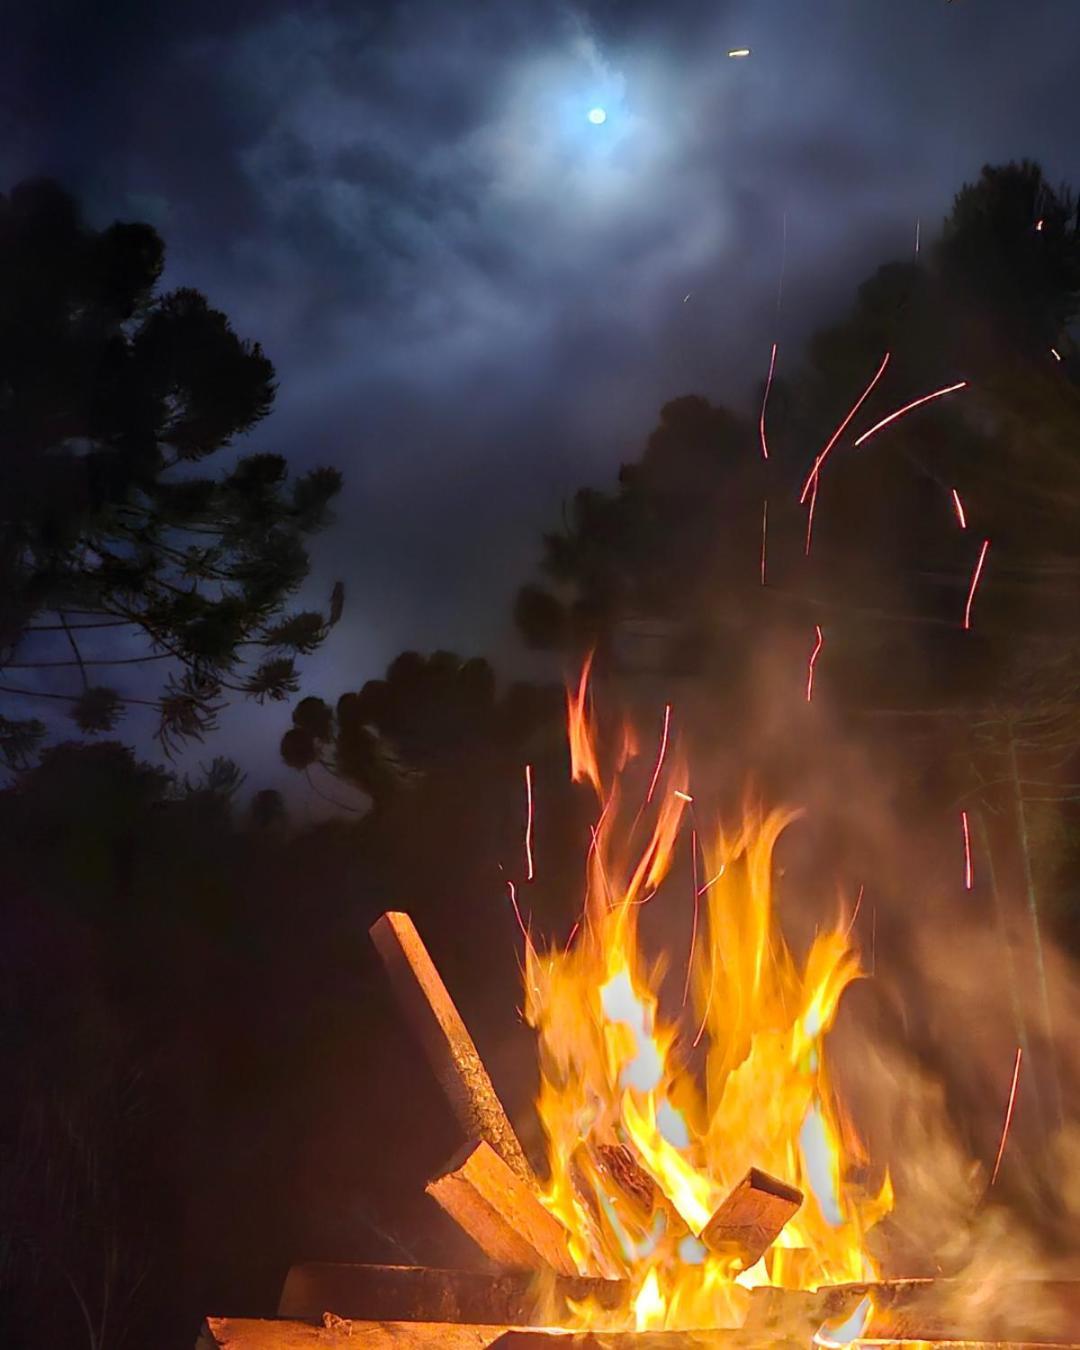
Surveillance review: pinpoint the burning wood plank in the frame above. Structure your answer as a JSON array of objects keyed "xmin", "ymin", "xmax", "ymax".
[
  {"xmin": 370, "ymin": 912, "xmax": 533, "ymax": 1184},
  {"xmin": 198, "ymin": 1319, "xmax": 507, "ymax": 1348},
  {"xmin": 426, "ymin": 1140, "xmax": 577, "ymax": 1276},
  {"xmin": 277, "ymin": 1263, "xmax": 626, "ymax": 1325},
  {"xmin": 700, "ymin": 1167, "xmax": 802, "ymax": 1270}
]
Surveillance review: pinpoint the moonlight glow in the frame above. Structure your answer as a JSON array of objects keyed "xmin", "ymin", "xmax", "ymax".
[{"xmin": 587, "ymin": 106, "xmax": 607, "ymax": 125}]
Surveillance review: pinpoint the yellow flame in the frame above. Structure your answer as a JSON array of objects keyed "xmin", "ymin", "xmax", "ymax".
[{"xmin": 525, "ymin": 662, "xmax": 892, "ymax": 1331}]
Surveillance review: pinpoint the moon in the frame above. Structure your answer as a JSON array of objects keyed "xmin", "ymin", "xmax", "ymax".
[{"xmin": 587, "ymin": 107, "xmax": 607, "ymax": 125}]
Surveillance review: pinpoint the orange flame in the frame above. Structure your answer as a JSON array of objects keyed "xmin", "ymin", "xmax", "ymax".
[{"xmin": 525, "ymin": 662, "xmax": 892, "ymax": 1331}]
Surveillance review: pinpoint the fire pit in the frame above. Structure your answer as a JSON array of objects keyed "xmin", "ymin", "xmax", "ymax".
[{"xmin": 198, "ymin": 668, "xmax": 1080, "ymax": 1348}]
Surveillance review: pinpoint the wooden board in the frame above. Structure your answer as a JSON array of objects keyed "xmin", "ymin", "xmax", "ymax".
[
  {"xmin": 426, "ymin": 1140, "xmax": 577, "ymax": 1275},
  {"xmin": 277, "ymin": 1263, "xmax": 626, "ymax": 1325},
  {"xmin": 370, "ymin": 912, "xmax": 533, "ymax": 1183},
  {"xmin": 700, "ymin": 1169, "xmax": 802, "ymax": 1270},
  {"xmin": 198, "ymin": 1319, "xmax": 507, "ymax": 1348}
]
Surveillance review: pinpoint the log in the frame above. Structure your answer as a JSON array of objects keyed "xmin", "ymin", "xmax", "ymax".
[
  {"xmin": 198, "ymin": 1318, "xmax": 507, "ymax": 1348},
  {"xmin": 426, "ymin": 1140, "xmax": 577, "ymax": 1275},
  {"xmin": 370, "ymin": 912, "xmax": 533, "ymax": 1184},
  {"xmin": 277, "ymin": 1264, "xmax": 626, "ymax": 1325},
  {"xmin": 699, "ymin": 1168, "xmax": 802, "ymax": 1270}
]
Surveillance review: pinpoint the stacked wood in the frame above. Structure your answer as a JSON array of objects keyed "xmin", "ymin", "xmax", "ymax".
[
  {"xmin": 700, "ymin": 1168, "xmax": 802, "ymax": 1270},
  {"xmin": 277, "ymin": 1264, "xmax": 626, "ymax": 1325},
  {"xmin": 370, "ymin": 912, "xmax": 533, "ymax": 1184},
  {"xmin": 426, "ymin": 1140, "xmax": 577, "ymax": 1275}
]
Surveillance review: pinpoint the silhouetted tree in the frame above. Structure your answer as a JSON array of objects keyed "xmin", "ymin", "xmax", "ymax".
[
  {"xmin": 281, "ymin": 650, "xmax": 559, "ymax": 811},
  {"xmin": 0, "ymin": 179, "xmax": 344, "ymax": 766}
]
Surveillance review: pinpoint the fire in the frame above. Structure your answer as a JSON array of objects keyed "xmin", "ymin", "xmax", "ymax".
[{"xmin": 524, "ymin": 662, "xmax": 893, "ymax": 1331}]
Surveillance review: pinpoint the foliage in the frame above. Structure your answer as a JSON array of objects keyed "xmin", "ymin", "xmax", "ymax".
[{"xmin": 0, "ymin": 179, "xmax": 343, "ymax": 766}]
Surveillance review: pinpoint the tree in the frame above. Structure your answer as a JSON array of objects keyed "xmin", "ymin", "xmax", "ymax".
[
  {"xmin": 0, "ymin": 179, "xmax": 343, "ymax": 766},
  {"xmin": 280, "ymin": 649, "xmax": 560, "ymax": 811}
]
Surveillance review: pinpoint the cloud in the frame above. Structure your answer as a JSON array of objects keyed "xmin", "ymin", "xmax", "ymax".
[{"xmin": 3, "ymin": 0, "xmax": 1080, "ymax": 797}]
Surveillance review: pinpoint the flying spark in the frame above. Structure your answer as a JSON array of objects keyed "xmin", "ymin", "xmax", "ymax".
[
  {"xmin": 673, "ymin": 789, "xmax": 694, "ymax": 802},
  {"xmin": 683, "ymin": 293, "xmax": 692, "ymax": 303},
  {"xmin": 683, "ymin": 829, "xmax": 699, "ymax": 1007},
  {"xmin": 760, "ymin": 498, "xmax": 768, "ymax": 584},
  {"xmin": 727, "ymin": 47, "xmax": 751, "ymax": 57},
  {"xmin": 759, "ymin": 342, "xmax": 777, "ymax": 459},
  {"xmin": 800, "ymin": 353, "xmax": 891, "ymax": 503},
  {"xmin": 963, "ymin": 538, "xmax": 990, "ymax": 630},
  {"xmin": 845, "ymin": 883, "xmax": 865, "ymax": 937},
  {"xmin": 961, "ymin": 809, "xmax": 973, "ymax": 890},
  {"xmin": 697, "ymin": 865, "xmax": 725, "ymax": 897},
  {"xmin": 645, "ymin": 703, "xmax": 672, "ymax": 804},
  {"xmin": 807, "ymin": 625, "xmax": 824, "ymax": 702},
  {"xmin": 524, "ymin": 764, "xmax": 535, "ymax": 881},
  {"xmin": 914, "ymin": 217, "xmax": 921, "ymax": 255},
  {"xmin": 853, "ymin": 380, "xmax": 968, "ymax": 448},
  {"xmin": 990, "ymin": 1047, "xmax": 1023, "ymax": 1186},
  {"xmin": 951, "ymin": 488, "xmax": 968, "ymax": 528},
  {"xmin": 506, "ymin": 880, "xmax": 531, "ymax": 947},
  {"xmin": 1036, "ymin": 218, "xmax": 1045, "ymax": 232},
  {"xmin": 1051, "ymin": 348, "xmax": 1062, "ymax": 361},
  {"xmin": 805, "ymin": 475, "xmax": 818, "ymax": 557}
]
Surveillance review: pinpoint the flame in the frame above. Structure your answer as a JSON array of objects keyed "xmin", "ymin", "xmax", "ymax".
[{"xmin": 524, "ymin": 662, "xmax": 892, "ymax": 1331}]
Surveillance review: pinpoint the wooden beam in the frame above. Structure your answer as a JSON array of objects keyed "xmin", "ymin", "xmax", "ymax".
[
  {"xmin": 370, "ymin": 912, "xmax": 533, "ymax": 1184},
  {"xmin": 426, "ymin": 1140, "xmax": 577, "ymax": 1275},
  {"xmin": 493, "ymin": 1335, "xmax": 1080, "ymax": 1350},
  {"xmin": 198, "ymin": 1318, "xmax": 508, "ymax": 1348},
  {"xmin": 700, "ymin": 1168, "xmax": 802, "ymax": 1270},
  {"xmin": 277, "ymin": 1264, "xmax": 626, "ymax": 1325}
]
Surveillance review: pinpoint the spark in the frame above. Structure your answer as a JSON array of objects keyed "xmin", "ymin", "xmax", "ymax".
[
  {"xmin": 683, "ymin": 293, "xmax": 692, "ymax": 303},
  {"xmin": 799, "ymin": 352, "xmax": 891, "ymax": 503},
  {"xmin": 524, "ymin": 764, "xmax": 535, "ymax": 881},
  {"xmin": 807, "ymin": 625, "xmax": 824, "ymax": 703},
  {"xmin": 1035, "ymin": 218, "xmax": 1044, "ymax": 232},
  {"xmin": 506, "ymin": 880, "xmax": 531, "ymax": 947},
  {"xmin": 697, "ymin": 865, "xmax": 725, "ymax": 896},
  {"xmin": 963, "ymin": 538, "xmax": 990, "ymax": 631},
  {"xmin": 961, "ymin": 809, "xmax": 973, "ymax": 890},
  {"xmin": 645, "ymin": 703, "xmax": 672, "ymax": 804},
  {"xmin": 804, "ymin": 474, "xmax": 818, "ymax": 557},
  {"xmin": 727, "ymin": 47, "xmax": 751, "ymax": 57},
  {"xmin": 914, "ymin": 216, "xmax": 921, "ymax": 255},
  {"xmin": 760, "ymin": 498, "xmax": 768, "ymax": 584},
  {"xmin": 951, "ymin": 488, "xmax": 967, "ymax": 529},
  {"xmin": 853, "ymin": 380, "xmax": 968, "ymax": 448},
  {"xmin": 673, "ymin": 789, "xmax": 694, "ymax": 803},
  {"xmin": 1051, "ymin": 347, "xmax": 1062, "ymax": 361},
  {"xmin": 759, "ymin": 342, "xmax": 777, "ymax": 459},
  {"xmin": 845, "ymin": 883, "xmax": 865, "ymax": 937},
  {"xmin": 990, "ymin": 1047, "xmax": 1023, "ymax": 1186},
  {"xmin": 683, "ymin": 829, "xmax": 699, "ymax": 1007}
]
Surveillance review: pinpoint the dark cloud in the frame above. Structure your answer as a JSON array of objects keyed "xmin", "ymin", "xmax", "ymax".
[{"xmin": 3, "ymin": 0, "xmax": 1080, "ymax": 798}]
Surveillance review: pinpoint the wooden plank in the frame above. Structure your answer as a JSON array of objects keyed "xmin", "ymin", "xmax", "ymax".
[
  {"xmin": 426, "ymin": 1140, "xmax": 577, "ymax": 1276},
  {"xmin": 370, "ymin": 912, "xmax": 533, "ymax": 1183},
  {"xmin": 199, "ymin": 1319, "xmax": 507, "ymax": 1348},
  {"xmin": 699, "ymin": 1168, "xmax": 802, "ymax": 1269},
  {"xmin": 277, "ymin": 1264, "xmax": 626, "ymax": 1325},
  {"xmin": 199, "ymin": 1321, "xmax": 1080, "ymax": 1350},
  {"xmin": 494, "ymin": 1335, "xmax": 1079, "ymax": 1349},
  {"xmin": 747, "ymin": 1278, "xmax": 1080, "ymax": 1344}
]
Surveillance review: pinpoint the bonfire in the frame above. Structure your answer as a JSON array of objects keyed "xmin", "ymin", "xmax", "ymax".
[{"xmin": 198, "ymin": 661, "xmax": 1080, "ymax": 1348}]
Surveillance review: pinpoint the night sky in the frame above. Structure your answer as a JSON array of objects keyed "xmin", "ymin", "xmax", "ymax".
[{"xmin": 3, "ymin": 0, "xmax": 1078, "ymax": 802}]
